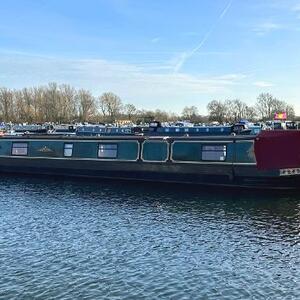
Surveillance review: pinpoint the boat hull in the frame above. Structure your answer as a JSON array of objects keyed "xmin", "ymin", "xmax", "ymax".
[
  {"xmin": 0, "ymin": 134, "xmax": 299, "ymax": 190},
  {"xmin": 0, "ymin": 156, "xmax": 299, "ymax": 190}
]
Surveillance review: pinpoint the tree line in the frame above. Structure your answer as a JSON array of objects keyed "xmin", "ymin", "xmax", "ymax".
[
  {"xmin": 0, "ymin": 83, "xmax": 177, "ymax": 124},
  {"xmin": 0, "ymin": 83, "xmax": 296, "ymax": 124},
  {"xmin": 206, "ymin": 93, "xmax": 295, "ymax": 123}
]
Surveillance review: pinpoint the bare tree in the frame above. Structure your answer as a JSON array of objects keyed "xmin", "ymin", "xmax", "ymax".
[
  {"xmin": 244, "ymin": 106, "xmax": 257, "ymax": 121},
  {"xmin": 42, "ymin": 82, "xmax": 61, "ymax": 122},
  {"xmin": 224, "ymin": 99, "xmax": 250, "ymax": 122},
  {"xmin": 32, "ymin": 87, "xmax": 44, "ymax": 122},
  {"xmin": 255, "ymin": 93, "xmax": 277, "ymax": 120},
  {"xmin": 285, "ymin": 104, "xmax": 295, "ymax": 120},
  {"xmin": 14, "ymin": 90, "xmax": 26, "ymax": 122},
  {"xmin": 207, "ymin": 100, "xmax": 227, "ymax": 123},
  {"xmin": 255, "ymin": 93, "xmax": 295, "ymax": 120},
  {"xmin": 182, "ymin": 106, "xmax": 199, "ymax": 122},
  {"xmin": 21, "ymin": 88, "xmax": 35, "ymax": 123},
  {"xmin": 0, "ymin": 83, "xmax": 296, "ymax": 124},
  {"xmin": 99, "ymin": 92, "xmax": 122, "ymax": 123},
  {"xmin": 123, "ymin": 104, "xmax": 137, "ymax": 121},
  {"xmin": 76, "ymin": 89, "xmax": 96, "ymax": 122},
  {"xmin": 0, "ymin": 88, "xmax": 14, "ymax": 122},
  {"xmin": 58, "ymin": 84, "xmax": 77, "ymax": 123}
]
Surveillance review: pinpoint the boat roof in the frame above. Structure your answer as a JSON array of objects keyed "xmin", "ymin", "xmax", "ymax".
[{"xmin": 0, "ymin": 134, "xmax": 257, "ymax": 141}]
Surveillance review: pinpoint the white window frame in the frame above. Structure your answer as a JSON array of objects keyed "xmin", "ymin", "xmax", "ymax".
[
  {"xmin": 98, "ymin": 143, "xmax": 118, "ymax": 159},
  {"xmin": 11, "ymin": 142, "xmax": 28, "ymax": 156},
  {"xmin": 202, "ymin": 145, "xmax": 227, "ymax": 161},
  {"xmin": 64, "ymin": 143, "xmax": 73, "ymax": 157}
]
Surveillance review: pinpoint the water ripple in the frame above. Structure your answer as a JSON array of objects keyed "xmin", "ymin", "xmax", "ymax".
[{"xmin": 0, "ymin": 176, "xmax": 299, "ymax": 299}]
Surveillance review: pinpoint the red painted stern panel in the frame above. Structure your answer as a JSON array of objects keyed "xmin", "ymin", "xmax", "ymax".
[{"xmin": 254, "ymin": 130, "xmax": 300, "ymax": 170}]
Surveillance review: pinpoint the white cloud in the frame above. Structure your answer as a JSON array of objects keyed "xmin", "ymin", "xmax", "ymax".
[
  {"xmin": 0, "ymin": 51, "xmax": 247, "ymax": 112},
  {"xmin": 173, "ymin": 0, "xmax": 233, "ymax": 73},
  {"xmin": 253, "ymin": 22, "xmax": 284, "ymax": 35},
  {"xmin": 150, "ymin": 37, "xmax": 161, "ymax": 43},
  {"xmin": 292, "ymin": 4, "xmax": 300, "ymax": 18},
  {"xmin": 217, "ymin": 74, "xmax": 247, "ymax": 80},
  {"xmin": 253, "ymin": 81, "xmax": 274, "ymax": 88}
]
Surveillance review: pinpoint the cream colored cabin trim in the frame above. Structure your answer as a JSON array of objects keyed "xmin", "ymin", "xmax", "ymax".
[
  {"xmin": 235, "ymin": 140, "xmax": 255, "ymax": 144},
  {"xmin": 0, "ymin": 155, "xmax": 138, "ymax": 162},
  {"xmin": 4, "ymin": 139, "xmax": 139, "ymax": 143},
  {"xmin": 170, "ymin": 161, "xmax": 256, "ymax": 166},
  {"xmin": 0, "ymin": 155, "xmax": 257, "ymax": 166},
  {"xmin": 232, "ymin": 162, "xmax": 257, "ymax": 166}
]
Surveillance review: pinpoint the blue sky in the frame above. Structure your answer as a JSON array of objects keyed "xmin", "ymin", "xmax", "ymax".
[{"xmin": 1, "ymin": 0, "xmax": 300, "ymax": 113}]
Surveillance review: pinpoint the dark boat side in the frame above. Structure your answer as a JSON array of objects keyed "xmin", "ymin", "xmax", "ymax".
[{"xmin": 0, "ymin": 131, "xmax": 299, "ymax": 189}]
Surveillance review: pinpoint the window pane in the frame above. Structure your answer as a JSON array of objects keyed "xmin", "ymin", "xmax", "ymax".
[
  {"xmin": 202, "ymin": 145, "xmax": 226, "ymax": 151},
  {"xmin": 99, "ymin": 144, "xmax": 117, "ymax": 150},
  {"xmin": 98, "ymin": 144, "xmax": 118, "ymax": 158},
  {"xmin": 202, "ymin": 145, "xmax": 226, "ymax": 161},
  {"xmin": 12, "ymin": 147, "xmax": 28, "ymax": 156},
  {"xmin": 12, "ymin": 143, "xmax": 28, "ymax": 148},
  {"xmin": 63, "ymin": 144, "xmax": 73, "ymax": 157},
  {"xmin": 64, "ymin": 144, "xmax": 73, "ymax": 149},
  {"xmin": 98, "ymin": 149, "xmax": 117, "ymax": 158},
  {"xmin": 64, "ymin": 148, "xmax": 73, "ymax": 157},
  {"xmin": 202, "ymin": 151, "xmax": 226, "ymax": 161}
]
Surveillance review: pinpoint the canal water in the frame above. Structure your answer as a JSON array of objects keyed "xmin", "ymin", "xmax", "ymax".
[{"xmin": 0, "ymin": 175, "xmax": 299, "ymax": 299}]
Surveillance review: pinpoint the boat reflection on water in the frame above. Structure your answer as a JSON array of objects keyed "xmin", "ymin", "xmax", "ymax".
[{"xmin": 5, "ymin": 173, "xmax": 300, "ymax": 243}]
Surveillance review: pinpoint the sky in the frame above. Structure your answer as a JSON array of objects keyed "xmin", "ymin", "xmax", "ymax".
[{"xmin": 1, "ymin": 0, "xmax": 300, "ymax": 114}]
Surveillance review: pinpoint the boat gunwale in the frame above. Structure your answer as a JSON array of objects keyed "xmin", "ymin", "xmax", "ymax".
[{"xmin": 0, "ymin": 134, "xmax": 257, "ymax": 142}]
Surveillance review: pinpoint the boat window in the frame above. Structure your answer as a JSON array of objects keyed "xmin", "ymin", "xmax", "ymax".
[
  {"xmin": 11, "ymin": 142, "xmax": 28, "ymax": 156},
  {"xmin": 202, "ymin": 145, "xmax": 227, "ymax": 161},
  {"xmin": 98, "ymin": 144, "xmax": 118, "ymax": 159},
  {"xmin": 64, "ymin": 143, "xmax": 73, "ymax": 157}
]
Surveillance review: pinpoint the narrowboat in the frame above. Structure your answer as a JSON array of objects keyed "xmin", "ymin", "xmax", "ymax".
[
  {"xmin": 75, "ymin": 121, "xmax": 262, "ymax": 137},
  {"xmin": 0, "ymin": 127, "xmax": 300, "ymax": 189}
]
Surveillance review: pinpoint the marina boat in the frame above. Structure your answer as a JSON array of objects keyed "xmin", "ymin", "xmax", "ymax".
[
  {"xmin": 13, "ymin": 124, "xmax": 50, "ymax": 135},
  {"xmin": 75, "ymin": 121, "xmax": 262, "ymax": 137},
  {"xmin": 0, "ymin": 126, "xmax": 299, "ymax": 189}
]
